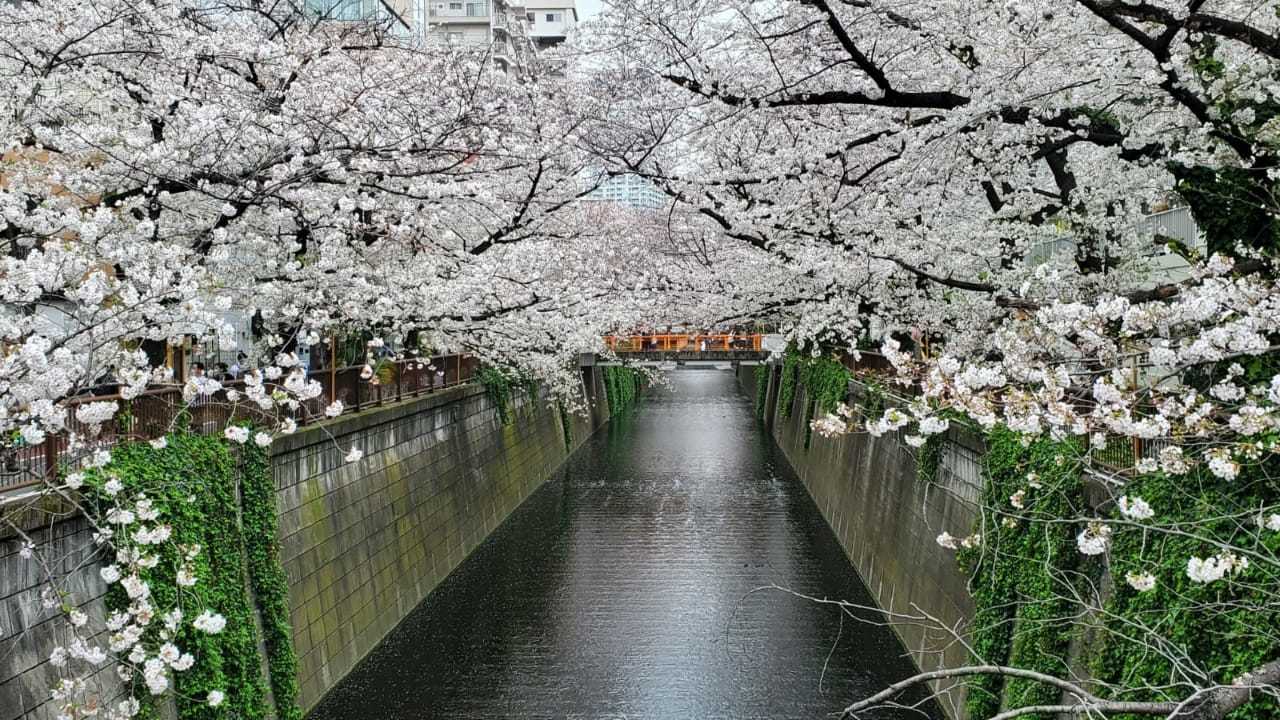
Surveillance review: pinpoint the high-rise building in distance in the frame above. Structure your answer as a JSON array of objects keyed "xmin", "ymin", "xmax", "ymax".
[{"xmin": 587, "ymin": 173, "xmax": 667, "ymax": 211}]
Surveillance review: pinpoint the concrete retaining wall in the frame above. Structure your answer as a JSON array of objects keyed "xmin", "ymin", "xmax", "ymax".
[
  {"xmin": 0, "ymin": 502, "xmax": 119, "ymax": 720},
  {"xmin": 0, "ymin": 367, "xmax": 612, "ymax": 719},
  {"xmin": 738, "ymin": 365, "xmax": 978, "ymax": 720},
  {"xmin": 270, "ymin": 373, "xmax": 609, "ymax": 712}
]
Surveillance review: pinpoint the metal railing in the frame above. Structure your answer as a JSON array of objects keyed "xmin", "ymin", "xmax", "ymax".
[
  {"xmin": 1089, "ymin": 436, "xmax": 1173, "ymax": 476},
  {"xmin": 605, "ymin": 334, "xmax": 764, "ymax": 353},
  {"xmin": 0, "ymin": 354, "xmax": 477, "ymax": 492}
]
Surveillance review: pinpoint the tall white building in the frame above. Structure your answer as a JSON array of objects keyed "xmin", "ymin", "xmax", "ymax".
[
  {"xmin": 588, "ymin": 173, "xmax": 667, "ymax": 211},
  {"xmin": 523, "ymin": 0, "xmax": 577, "ymax": 50}
]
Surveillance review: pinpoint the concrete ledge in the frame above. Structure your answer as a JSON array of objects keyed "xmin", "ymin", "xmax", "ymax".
[
  {"xmin": 270, "ymin": 384, "xmax": 484, "ymax": 455},
  {"xmin": 0, "ymin": 493, "xmax": 82, "ymax": 539}
]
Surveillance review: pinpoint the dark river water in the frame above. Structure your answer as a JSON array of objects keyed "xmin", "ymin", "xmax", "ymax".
[{"xmin": 307, "ymin": 370, "xmax": 933, "ymax": 720}]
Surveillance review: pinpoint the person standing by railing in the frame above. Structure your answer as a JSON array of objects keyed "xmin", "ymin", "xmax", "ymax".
[
  {"xmin": 228, "ymin": 351, "xmax": 248, "ymax": 379},
  {"xmin": 186, "ymin": 362, "xmax": 219, "ymax": 434}
]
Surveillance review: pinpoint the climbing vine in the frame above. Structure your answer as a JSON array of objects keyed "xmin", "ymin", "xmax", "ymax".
[
  {"xmin": 754, "ymin": 364, "xmax": 768, "ymax": 421},
  {"xmin": 1089, "ymin": 460, "xmax": 1280, "ymax": 720},
  {"xmin": 856, "ymin": 377, "xmax": 886, "ymax": 423},
  {"xmin": 778, "ymin": 347, "xmax": 801, "ymax": 418},
  {"xmin": 476, "ymin": 365, "xmax": 515, "ymax": 424},
  {"xmin": 777, "ymin": 348, "xmax": 853, "ymax": 415},
  {"xmin": 915, "ymin": 433, "xmax": 944, "ymax": 485},
  {"xmin": 774, "ymin": 346, "xmax": 853, "ymax": 447},
  {"xmin": 82, "ymin": 434, "xmax": 276, "ymax": 720},
  {"xmin": 603, "ymin": 366, "xmax": 642, "ymax": 414},
  {"xmin": 240, "ymin": 441, "xmax": 303, "ymax": 720},
  {"xmin": 557, "ymin": 400, "xmax": 573, "ymax": 452},
  {"xmin": 914, "ymin": 411, "xmax": 968, "ymax": 485},
  {"xmin": 798, "ymin": 354, "xmax": 852, "ymax": 416},
  {"xmin": 798, "ymin": 354, "xmax": 852, "ymax": 449},
  {"xmin": 958, "ymin": 428, "xmax": 1085, "ymax": 720}
]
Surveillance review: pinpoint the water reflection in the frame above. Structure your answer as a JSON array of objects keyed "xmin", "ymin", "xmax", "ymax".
[{"xmin": 308, "ymin": 370, "xmax": 934, "ymax": 720}]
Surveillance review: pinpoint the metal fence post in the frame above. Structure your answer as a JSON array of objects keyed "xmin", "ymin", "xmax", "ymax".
[
  {"xmin": 42, "ymin": 436, "xmax": 57, "ymax": 482},
  {"xmin": 329, "ymin": 337, "xmax": 337, "ymax": 405}
]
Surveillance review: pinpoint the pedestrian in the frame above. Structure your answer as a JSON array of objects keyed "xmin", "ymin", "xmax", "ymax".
[
  {"xmin": 229, "ymin": 352, "xmax": 247, "ymax": 379},
  {"xmin": 187, "ymin": 362, "xmax": 213, "ymax": 431}
]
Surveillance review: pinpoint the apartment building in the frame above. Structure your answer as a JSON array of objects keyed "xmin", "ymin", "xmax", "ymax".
[
  {"xmin": 427, "ymin": 0, "xmax": 558, "ymax": 70},
  {"xmin": 587, "ymin": 172, "xmax": 668, "ymax": 211},
  {"xmin": 303, "ymin": 0, "xmax": 576, "ymax": 72},
  {"xmin": 522, "ymin": 0, "xmax": 577, "ymax": 50}
]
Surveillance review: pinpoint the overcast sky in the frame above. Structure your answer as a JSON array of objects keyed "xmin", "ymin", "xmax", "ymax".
[{"xmin": 577, "ymin": 0, "xmax": 602, "ymax": 20}]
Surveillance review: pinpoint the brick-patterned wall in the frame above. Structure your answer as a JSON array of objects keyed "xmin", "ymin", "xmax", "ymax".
[
  {"xmin": 0, "ymin": 503, "xmax": 119, "ymax": 720},
  {"xmin": 738, "ymin": 365, "xmax": 977, "ymax": 720},
  {"xmin": 270, "ymin": 377, "xmax": 608, "ymax": 711}
]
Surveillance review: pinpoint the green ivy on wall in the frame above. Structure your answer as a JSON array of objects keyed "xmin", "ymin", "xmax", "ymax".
[
  {"xmin": 773, "ymin": 346, "xmax": 853, "ymax": 448},
  {"xmin": 778, "ymin": 347, "xmax": 801, "ymax": 418},
  {"xmin": 557, "ymin": 400, "xmax": 573, "ymax": 453},
  {"xmin": 754, "ymin": 364, "xmax": 768, "ymax": 421},
  {"xmin": 241, "ymin": 441, "xmax": 304, "ymax": 720},
  {"xmin": 82, "ymin": 433, "xmax": 300, "ymax": 720},
  {"xmin": 798, "ymin": 354, "xmax": 852, "ymax": 416},
  {"xmin": 958, "ymin": 428, "xmax": 1085, "ymax": 720},
  {"xmin": 1090, "ymin": 461, "xmax": 1280, "ymax": 720},
  {"xmin": 476, "ymin": 365, "xmax": 516, "ymax": 425},
  {"xmin": 916, "ymin": 433, "xmax": 944, "ymax": 485},
  {"xmin": 915, "ymin": 411, "xmax": 968, "ymax": 485},
  {"xmin": 954, "ymin": 427, "xmax": 1280, "ymax": 720},
  {"xmin": 798, "ymin": 354, "xmax": 851, "ymax": 449},
  {"xmin": 777, "ymin": 346, "xmax": 853, "ymax": 421},
  {"xmin": 857, "ymin": 378, "xmax": 886, "ymax": 423},
  {"xmin": 603, "ymin": 366, "xmax": 642, "ymax": 414}
]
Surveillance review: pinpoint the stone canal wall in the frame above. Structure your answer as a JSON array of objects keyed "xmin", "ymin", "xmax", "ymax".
[
  {"xmin": 270, "ymin": 371, "xmax": 611, "ymax": 711},
  {"xmin": 0, "ymin": 367, "xmax": 612, "ymax": 720},
  {"xmin": 738, "ymin": 365, "xmax": 978, "ymax": 720},
  {"xmin": 0, "ymin": 501, "xmax": 121, "ymax": 720}
]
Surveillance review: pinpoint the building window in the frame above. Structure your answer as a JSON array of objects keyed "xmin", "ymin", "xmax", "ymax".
[
  {"xmin": 526, "ymin": 11, "xmax": 534, "ymax": 21},
  {"xmin": 449, "ymin": 1, "xmax": 460, "ymax": 7},
  {"xmin": 546, "ymin": 12, "xmax": 559, "ymax": 22}
]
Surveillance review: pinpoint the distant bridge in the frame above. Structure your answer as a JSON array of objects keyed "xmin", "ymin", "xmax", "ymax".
[{"xmin": 587, "ymin": 334, "xmax": 771, "ymax": 367}]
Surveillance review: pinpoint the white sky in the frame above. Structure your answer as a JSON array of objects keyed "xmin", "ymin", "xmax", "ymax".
[{"xmin": 577, "ymin": 0, "xmax": 602, "ymax": 19}]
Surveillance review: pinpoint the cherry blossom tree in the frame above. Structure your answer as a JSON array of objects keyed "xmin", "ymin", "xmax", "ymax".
[
  {"xmin": 568, "ymin": 0, "xmax": 1280, "ymax": 716},
  {"xmin": 7, "ymin": 0, "xmax": 1280, "ymax": 715}
]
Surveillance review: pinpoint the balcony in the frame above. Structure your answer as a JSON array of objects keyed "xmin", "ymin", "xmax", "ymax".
[{"xmin": 429, "ymin": 1, "xmax": 489, "ymax": 20}]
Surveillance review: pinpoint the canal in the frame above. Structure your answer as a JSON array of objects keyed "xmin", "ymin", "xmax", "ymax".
[{"xmin": 307, "ymin": 369, "xmax": 933, "ymax": 719}]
